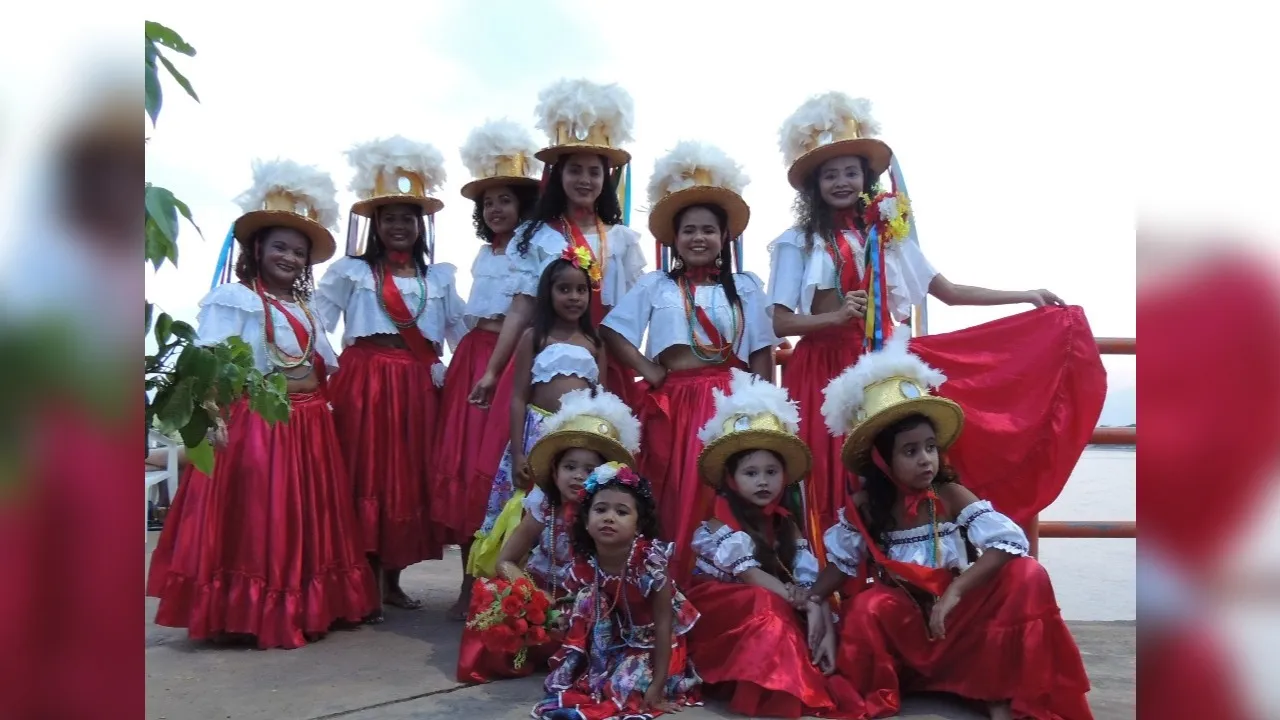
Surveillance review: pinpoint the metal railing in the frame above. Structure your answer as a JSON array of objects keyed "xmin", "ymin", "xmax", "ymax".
[{"xmin": 774, "ymin": 334, "xmax": 1137, "ymax": 556}]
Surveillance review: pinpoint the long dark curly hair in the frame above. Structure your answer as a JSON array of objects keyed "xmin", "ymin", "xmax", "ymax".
[
  {"xmin": 234, "ymin": 227, "xmax": 315, "ymax": 300},
  {"xmin": 516, "ymin": 155, "xmax": 623, "ymax": 257},
  {"xmin": 790, "ymin": 156, "xmax": 880, "ymax": 251},
  {"xmin": 859, "ymin": 413, "xmax": 960, "ymax": 551},
  {"xmin": 472, "ymin": 184, "xmax": 539, "ymax": 243},
  {"xmin": 667, "ymin": 202, "xmax": 744, "ymax": 319},
  {"xmin": 720, "ymin": 449, "xmax": 801, "ymax": 579},
  {"xmin": 531, "ymin": 258, "xmax": 602, "ymax": 353},
  {"xmin": 571, "ymin": 474, "xmax": 662, "ymax": 557},
  {"xmin": 357, "ymin": 205, "xmax": 430, "ymax": 274}
]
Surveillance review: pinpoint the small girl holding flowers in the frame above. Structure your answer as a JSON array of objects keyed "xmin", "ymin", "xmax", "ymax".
[
  {"xmin": 533, "ymin": 463, "xmax": 701, "ymax": 719},
  {"xmin": 456, "ymin": 386, "xmax": 641, "ymax": 683}
]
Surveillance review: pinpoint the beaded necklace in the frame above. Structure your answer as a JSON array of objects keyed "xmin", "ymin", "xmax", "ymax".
[
  {"xmin": 253, "ymin": 280, "xmax": 317, "ymax": 373},
  {"xmin": 557, "ymin": 216, "xmax": 609, "ymax": 279},
  {"xmin": 372, "ymin": 262, "xmax": 428, "ymax": 328},
  {"xmin": 678, "ymin": 276, "xmax": 742, "ymax": 362}
]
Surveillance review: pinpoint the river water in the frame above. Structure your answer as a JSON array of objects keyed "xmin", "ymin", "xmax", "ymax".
[{"xmin": 1038, "ymin": 447, "xmax": 1136, "ymax": 621}]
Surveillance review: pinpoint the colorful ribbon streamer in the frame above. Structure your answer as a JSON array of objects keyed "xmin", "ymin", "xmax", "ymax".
[{"xmin": 210, "ymin": 224, "xmax": 236, "ymax": 289}]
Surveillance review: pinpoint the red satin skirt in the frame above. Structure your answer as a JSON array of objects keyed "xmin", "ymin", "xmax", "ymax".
[
  {"xmin": 637, "ymin": 364, "xmax": 735, "ymax": 584},
  {"xmin": 146, "ymin": 392, "xmax": 378, "ymax": 649},
  {"xmin": 431, "ymin": 328, "xmax": 499, "ymax": 544},
  {"xmin": 786, "ymin": 307, "xmax": 1106, "ymax": 535},
  {"xmin": 329, "ymin": 339, "xmax": 443, "ymax": 568},
  {"xmin": 835, "ymin": 557, "xmax": 1093, "ymax": 719},
  {"xmin": 686, "ymin": 579, "xmax": 859, "ymax": 718},
  {"xmin": 782, "ymin": 323, "xmax": 863, "ymax": 538}
]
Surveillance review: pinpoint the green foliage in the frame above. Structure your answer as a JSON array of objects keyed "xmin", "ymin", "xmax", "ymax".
[{"xmin": 144, "ymin": 21, "xmax": 291, "ymax": 475}]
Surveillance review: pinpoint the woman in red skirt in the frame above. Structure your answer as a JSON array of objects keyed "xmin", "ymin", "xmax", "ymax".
[
  {"xmin": 434, "ymin": 120, "xmax": 542, "ymax": 619},
  {"xmin": 805, "ymin": 332, "xmax": 1093, "ymax": 719},
  {"xmin": 686, "ymin": 369, "xmax": 858, "ymax": 718},
  {"xmin": 768, "ymin": 92, "xmax": 1069, "ymax": 541},
  {"xmin": 315, "ymin": 137, "xmax": 466, "ymax": 617},
  {"xmin": 146, "ymin": 160, "xmax": 377, "ymax": 649},
  {"xmin": 468, "ymin": 78, "xmax": 647, "ymax": 506},
  {"xmin": 603, "ymin": 141, "xmax": 777, "ymax": 583}
]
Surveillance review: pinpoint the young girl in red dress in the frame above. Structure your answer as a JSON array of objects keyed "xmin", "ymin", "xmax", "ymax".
[
  {"xmin": 146, "ymin": 160, "xmax": 377, "ymax": 649},
  {"xmin": 685, "ymin": 369, "xmax": 856, "ymax": 718},
  {"xmin": 806, "ymin": 332, "xmax": 1093, "ymax": 719},
  {"xmin": 767, "ymin": 92, "xmax": 1091, "ymax": 545},
  {"xmin": 468, "ymin": 78, "xmax": 647, "ymax": 508},
  {"xmin": 603, "ymin": 142, "xmax": 778, "ymax": 584},
  {"xmin": 533, "ymin": 463, "xmax": 702, "ymax": 719},
  {"xmin": 315, "ymin": 137, "xmax": 466, "ymax": 617},
  {"xmin": 434, "ymin": 120, "xmax": 542, "ymax": 619},
  {"xmin": 455, "ymin": 386, "xmax": 640, "ymax": 682}
]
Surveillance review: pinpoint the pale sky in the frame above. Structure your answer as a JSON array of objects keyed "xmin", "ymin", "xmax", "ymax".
[{"xmin": 140, "ymin": 0, "xmax": 1139, "ymax": 421}]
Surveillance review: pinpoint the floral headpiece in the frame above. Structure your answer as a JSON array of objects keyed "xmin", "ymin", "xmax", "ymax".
[
  {"xmin": 578, "ymin": 461, "xmax": 651, "ymax": 503},
  {"xmin": 560, "ymin": 245, "xmax": 602, "ymax": 288}
]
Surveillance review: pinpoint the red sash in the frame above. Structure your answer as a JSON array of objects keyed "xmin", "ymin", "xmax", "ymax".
[
  {"xmin": 379, "ymin": 263, "xmax": 438, "ymax": 365},
  {"xmin": 827, "ymin": 215, "xmax": 863, "ymax": 295},
  {"xmin": 256, "ymin": 285, "xmax": 327, "ymax": 392},
  {"xmin": 712, "ymin": 490, "xmax": 791, "ymax": 547},
  {"xmin": 552, "ymin": 218, "xmax": 606, "ymax": 325},
  {"xmin": 840, "ymin": 498, "xmax": 954, "ymax": 597}
]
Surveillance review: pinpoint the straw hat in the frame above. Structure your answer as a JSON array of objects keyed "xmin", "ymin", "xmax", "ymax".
[
  {"xmin": 458, "ymin": 119, "xmax": 543, "ymax": 201},
  {"xmin": 526, "ymin": 387, "xmax": 641, "ymax": 489},
  {"xmin": 533, "ymin": 78, "xmax": 634, "ymax": 167},
  {"xmin": 646, "ymin": 141, "xmax": 751, "ymax": 247},
  {"xmin": 779, "ymin": 92, "xmax": 892, "ymax": 191},
  {"xmin": 697, "ymin": 369, "xmax": 811, "ymax": 487},
  {"xmin": 345, "ymin": 136, "xmax": 447, "ymax": 217},
  {"xmin": 821, "ymin": 331, "xmax": 965, "ymax": 473},
  {"xmin": 231, "ymin": 159, "xmax": 340, "ymax": 264}
]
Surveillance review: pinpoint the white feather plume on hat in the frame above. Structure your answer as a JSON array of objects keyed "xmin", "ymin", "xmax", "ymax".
[
  {"xmin": 820, "ymin": 331, "xmax": 947, "ymax": 437},
  {"xmin": 233, "ymin": 159, "xmax": 340, "ymax": 231},
  {"xmin": 345, "ymin": 135, "xmax": 447, "ymax": 197},
  {"xmin": 778, "ymin": 92, "xmax": 882, "ymax": 167},
  {"xmin": 459, "ymin": 119, "xmax": 543, "ymax": 180},
  {"xmin": 540, "ymin": 387, "xmax": 641, "ymax": 453},
  {"xmin": 534, "ymin": 78, "xmax": 635, "ymax": 147},
  {"xmin": 646, "ymin": 141, "xmax": 749, "ymax": 205},
  {"xmin": 698, "ymin": 368, "xmax": 800, "ymax": 445}
]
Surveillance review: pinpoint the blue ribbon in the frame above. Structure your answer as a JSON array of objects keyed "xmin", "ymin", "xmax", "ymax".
[
  {"xmin": 210, "ymin": 224, "xmax": 236, "ymax": 290},
  {"xmin": 622, "ymin": 161, "xmax": 632, "ymax": 227},
  {"xmin": 867, "ymin": 226, "xmax": 885, "ymax": 351}
]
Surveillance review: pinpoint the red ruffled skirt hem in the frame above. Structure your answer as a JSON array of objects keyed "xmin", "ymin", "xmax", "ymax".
[
  {"xmin": 329, "ymin": 340, "xmax": 443, "ymax": 567},
  {"xmin": 145, "ymin": 392, "xmax": 377, "ymax": 650}
]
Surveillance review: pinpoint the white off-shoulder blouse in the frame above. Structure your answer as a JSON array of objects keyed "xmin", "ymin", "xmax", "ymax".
[
  {"xmin": 508, "ymin": 222, "xmax": 647, "ymax": 307},
  {"xmin": 690, "ymin": 522, "xmax": 820, "ymax": 587},
  {"xmin": 602, "ymin": 270, "xmax": 779, "ymax": 365},
  {"xmin": 766, "ymin": 227, "xmax": 938, "ymax": 322},
  {"xmin": 823, "ymin": 500, "xmax": 1030, "ymax": 577},
  {"xmin": 313, "ymin": 256, "xmax": 466, "ymax": 352},
  {"xmin": 463, "ymin": 245, "xmax": 521, "ymax": 329},
  {"xmin": 194, "ymin": 282, "xmax": 339, "ymax": 376}
]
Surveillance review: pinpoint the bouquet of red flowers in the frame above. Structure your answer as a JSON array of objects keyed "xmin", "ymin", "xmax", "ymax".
[{"xmin": 466, "ymin": 575, "xmax": 560, "ymax": 668}]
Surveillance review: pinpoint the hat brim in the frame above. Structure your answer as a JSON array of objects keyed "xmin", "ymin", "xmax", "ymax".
[
  {"xmin": 536, "ymin": 144, "xmax": 631, "ymax": 168},
  {"xmin": 698, "ymin": 429, "xmax": 812, "ymax": 488},
  {"xmin": 460, "ymin": 176, "xmax": 540, "ymax": 202},
  {"xmin": 841, "ymin": 396, "xmax": 965, "ymax": 473},
  {"xmin": 527, "ymin": 431, "xmax": 637, "ymax": 490},
  {"xmin": 648, "ymin": 187, "xmax": 751, "ymax": 247},
  {"xmin": 350, "ymin": 194, "xmax": 445, "ymax": 218},
  {"xmin": 787, "ymin": 138, "xmax": 893, "ymax": 191},
  {"xmin": 232, "ymin": 210, "xmax": 337, "ymax": 265}
]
